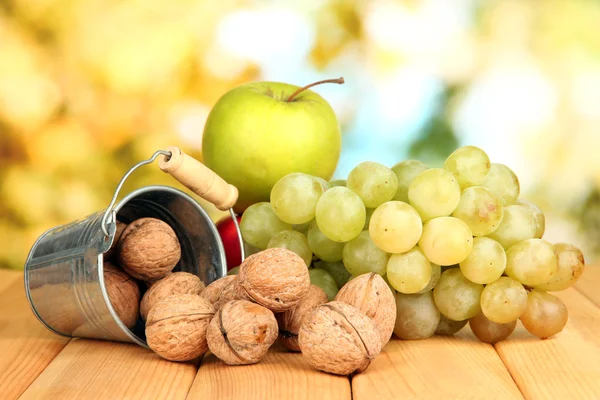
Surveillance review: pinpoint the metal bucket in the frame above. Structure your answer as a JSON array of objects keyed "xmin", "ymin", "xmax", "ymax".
[{"xmin": 24, "ymin": 148, "xmax": 243, "ymax": 348}]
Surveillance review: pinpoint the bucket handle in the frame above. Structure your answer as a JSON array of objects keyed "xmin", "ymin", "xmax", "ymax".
[{"xmin": 100, "ymin": 148, "xmax": 245, "ymax": 262}]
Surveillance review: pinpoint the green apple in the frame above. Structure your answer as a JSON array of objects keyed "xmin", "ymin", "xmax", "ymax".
[{"xmin": 202, "ymin": 78, "xmax": 343, "ymax": 212}]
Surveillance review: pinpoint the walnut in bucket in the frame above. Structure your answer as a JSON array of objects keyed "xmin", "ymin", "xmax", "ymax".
[
  {"xmin": 103, "ymin": 262, "xmax": 140, "ymax": 329},
  {"xmin": 140, "ymin": 272, "xmax": 205, "ymax": 320},
  {"xmin": 117, "ymin": 217, "xmax": 181, "ymax": 281}
]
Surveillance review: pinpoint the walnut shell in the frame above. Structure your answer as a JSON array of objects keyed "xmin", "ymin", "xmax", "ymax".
[
  {"xmin": 104, "ymin": 221, "xmax": 127, "ymax": 261},
  {"xmin": 140, "ymin": 272, "xmax": 205, "ymax": 320},
  {"xmin": 298, "ymin": 301, "xmax": 382, "ymax": 376},
  {"xmin": 334, "ymin": 272, "xmax": 397, "ymax": 347},
  {"xmin": 206, "ymin": 299, "xmax": 278, "ymax": 365},
  {"xmin": 145, "ymin": 293, "xmax": 215, "ymax": 362},
  {"xmin": 237, "ymin": 248, "xmax": 310, "ymax": 312},
  {"xmin": 276, "ymin": 284, "xmax": 328, "ymax": 352},
  {"xmin": 117, "ymin": 218, "xmax": 181, "ymax": 281},
  {"xmin": 103, "ymin": 262, "xmax": 140, "ymax": 329},
  {"xmin": 200, "ymin": 275, "xmax": 244, "ymax": 310}
]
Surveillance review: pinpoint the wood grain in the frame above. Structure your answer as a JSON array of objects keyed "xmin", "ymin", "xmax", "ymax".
[
  {"xmin": 574, "ymin": 266, "xmax": 600, "ymax": 307},
  {"xmin": 20, "ymin": 339, "xmax": 197, "ymax": 400},
  {"xmin": 495, "ymin": 288, "xmax": 600, "ymax": 400},
  {"xmin": 0, "ymin": 269, "xmax": 21, "ymax": 293},
  {"xmin": 351, "ymin": 335, "xmax": 523, "ymax": 400},
  {"xmin": 188, "ymin": 343, "xmax": 351, "ymax": 400},
  {"xmin": 0, "ymin": 271, "xmax": 69, "ymax": 400}
]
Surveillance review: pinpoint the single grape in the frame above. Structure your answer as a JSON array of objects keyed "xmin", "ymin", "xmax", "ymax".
[
  {"xmin": 536, "ymin": 243, "xmax": 585, "ymax": 292},
  {"xmin": 342, "ymin": 231, "xmax": 389, "ymax": 276},
  {"xmin": 480, "ymin": 277, "xmax": 528, "ymax": 324},
  {"xmin": 270, "ymin": 173, "xmax": 324, "ymax": 224},
  {"xmin": 417, "ymin": 264, "xmax": 441, "ymax": 293},
  {"xmin": 520, "ymin": 289, "xmax": 568, "ymax": 339},
  {"xmin": 387, "ymin": 247, "xmax": 432, "ymax": 294},
  {"xmin": 313, "ymin": 260, "xmax": 352, "ymax": 288},
  {"xmin": 240, "ymin": 202, "xmax": 292, "ymax": 249},
  {"xmin": 505, "ymin": 239, "xmax": 558, "ymax": 286},
  {"xmin": 516, "ymin": 199, "xmax": 545, "ymax": 238},
  {"xmin": 487, "ymin": 204, "xmax": 536, "ymax": 249},
  {"xmin": 267, "ymin": 230, "xmax": 312, "ymax": 266},
  {"xmin": 419, "ymin": 217, "xmax": 473, "ymax": 266},
  {"xmin": 306, "ymin": 220, "xmax": 345, "ymax": 262},
  {"xmin": 309, "ymin": 268, "xmax": 339, "ymax": 301},
  {"xmin": 227, "ymin": 266, "xmax": 239, "ymax": 275},
  {"xmin": 482, "ymin": 163, "xmax": 520, "ymax": 205},
  {"xmin": 433, "ymin": 268, "xmax": 484, "ymax": 321},
  {"xmin": 452, "ymin": 186, "xmax": 503, "ymax": 236},
  {"xmin": 391, "ymin": 159, "xmax": 428, "ymax": 203},
  {"xmin": 315, "ymin": 187, "xmax": 366, "ymax": 242},
  {"xmin": 469, "ymin": 312, "xmax": 516, "ymax": 344},
  {"xmin": 435, "ymin": 315, "xmax": 468, "ymax": 336},
  {"xmin": 394, "ymin": 291, "xmax": 441, "ymax": 340},
  {"xmin": 408, "ymin": 168, "xmax": 461, "ymax": 221},
  {"xmin": 459, "ymin": 237, "xmax": 506, "ymax": 284},
  {"xmin": 368, "ymin": 201, "xmax": 422, "ymax": 253},
  {"xmin": 292, "ymin": 220, "xmax": 312, "ymax": 236},
  {"xmin": 329, "ymin": 179, "xmax": 346, "ymax": 188},
  {"xmin": 444, "ymin": 146, "xmax": 491, "ymax": 188},
  {"xmin": 347, "ymin": 161, "xmax": 399, "ymax": 208}
]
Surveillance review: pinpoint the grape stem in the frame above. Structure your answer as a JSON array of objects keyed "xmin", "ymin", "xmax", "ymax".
[{"xmin": 286, "ymin": 77, "xmax": 345, "ymax": 102}]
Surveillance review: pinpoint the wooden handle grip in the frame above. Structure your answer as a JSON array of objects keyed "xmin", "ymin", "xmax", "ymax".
[{"xmin": 159, "ymin": 146, "xmax": 238, "ymax": 211}]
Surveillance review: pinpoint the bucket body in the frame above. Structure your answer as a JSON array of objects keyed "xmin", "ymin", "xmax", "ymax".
[{"xmin": 24, "ymin": 185, "xmax": 227, "ymax": 348}]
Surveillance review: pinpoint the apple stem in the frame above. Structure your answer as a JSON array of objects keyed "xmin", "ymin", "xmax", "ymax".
[{"xmin": 286, "ymin": 77, "xmax": 345, "ymax": 102}]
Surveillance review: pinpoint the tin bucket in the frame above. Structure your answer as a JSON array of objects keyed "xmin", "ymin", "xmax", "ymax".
[{"xmin": 24, "ymin": 147, "xmax": 244, "ymax": 348}]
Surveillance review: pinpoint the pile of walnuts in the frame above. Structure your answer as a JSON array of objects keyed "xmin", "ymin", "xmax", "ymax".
[{"xmin": 104, "ymin": 217, "xmax": 397, "ymax": 376}]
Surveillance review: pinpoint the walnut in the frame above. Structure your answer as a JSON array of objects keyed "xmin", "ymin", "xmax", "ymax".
[
  {"xmin": 200, "ymin": 275, "xmax": 244, "ymax": 310},
  {"xmin": 207, "ymin": 299, "xmax": 278, "ymax": 365},
  {"xmin": 104, "ymin": 221, "xmax": 127, "ymax": 261},
  {"xmin": 276, "ymin": 284, "xmax": 328, "ymax": 352},
  {"xmin": 237, "ymin": 248, "xmax": 310, "ymax": 312},
  {"xmin": 117, "ymin": 218, "xmax": 181, "ymax": 281},
  {"xmin": 334, "ymin": 272, "xmax": 396, "ymax": 347},
  {"xmin": 140, "ymin": 272, "xmax": 205, "ymax": 320},
  {"xmin": 145, "ymin": 293, "xmax": 214, "ymax": 362},
  {"xmin": 298, "ymin": 301, "xmax": 382, "ymax": 376},
  {"xmin": 103, "ymin": 262, "xmax": 141, "ymax": 329}
]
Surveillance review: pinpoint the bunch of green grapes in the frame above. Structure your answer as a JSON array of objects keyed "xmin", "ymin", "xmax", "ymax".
[{"xmin": 237, "ymin": 147, "xmax": 584, "ymax": 343}]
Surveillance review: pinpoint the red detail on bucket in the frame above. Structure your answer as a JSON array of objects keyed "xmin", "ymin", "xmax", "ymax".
[{"xmin": 217, "ymin": 215, "xmax": 243, "ymax": 271}]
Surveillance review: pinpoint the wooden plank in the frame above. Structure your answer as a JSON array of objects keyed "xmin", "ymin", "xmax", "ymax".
[
  {"xmin": 351, "ymin": 335, "xmax": 522, "ymax": 400},
  {"xmin": 19, "ymin": 339, "xmax": 197, "ymax": 400},
  {"xmin": 188, "ymin": 343, "xmax": 352, "ymax": 400},
  {"xmin": 495, "ymin": 288, "xmax": 600, "ymax": 400},
  {"xmin": 574, "ymin": 265, "xmax": 600, "ymax": 307},
  {"xmin": 0, "ymin": 272, "xmax": 69, "ymax": 400},
  {"xmin": 0, "ymin": 269, "xmax": 21, "ymax": 293}
]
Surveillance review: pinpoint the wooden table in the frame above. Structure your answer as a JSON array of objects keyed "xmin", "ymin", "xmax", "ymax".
[{"xmin": 2, "ymin": 267, "xmax": 600, "ymax": 400}]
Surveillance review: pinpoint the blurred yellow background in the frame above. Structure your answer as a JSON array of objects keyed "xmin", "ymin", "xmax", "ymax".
[{"xmin": 1, "ymin": 0, "xmax": 600, "ymax": 269}]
